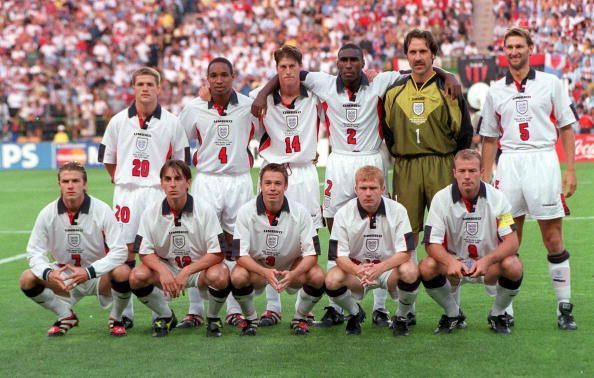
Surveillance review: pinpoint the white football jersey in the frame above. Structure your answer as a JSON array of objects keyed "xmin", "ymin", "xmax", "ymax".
[
  {"xmin": 480, "ymin": 69, "xmax": 577, "ymax": 151},
  {"xmin": 329, "ymin": 197, "xmax": 414, "ymax": 263},
  {"xmin": 26, "ymin": 194, "xmax": 128, "ymax": 280},
  {"xmin": 135, "ymin": 195, "xmax": 224, "ymax": 267},
  {"xmin": 302, "ymin": 71, "xmax": 401, "ymax": 153},
  {"xmin": 179, "ymin": 91, "xmax": 256, "ymax": 174},
  {"xmin": 99, "ymin": 104, "xmax": 190, "ymax": 187},
  {"xmin": 232, "ymin": 195, "xmax": 320, "ymax": 270},
  {"xmin": 423, "ymin": 182, "xmax": 516, "ymax": 260},
  {"xmin": 250, "ymin": 85, "xmax": 321, "ymax": 164}
]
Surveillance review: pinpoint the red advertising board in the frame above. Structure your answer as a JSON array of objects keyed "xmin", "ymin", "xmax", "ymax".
[{"xmin": 556, "ymin": 134, "xmax": 594, "ymax": 162}]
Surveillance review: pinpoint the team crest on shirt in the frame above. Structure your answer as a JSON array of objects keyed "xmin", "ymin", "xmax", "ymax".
[
  {"xmin": 67, "ymin": 233, "xmax": 81, "ymax": 247},
  {"xmin": 136, "ymin": 137, "xmax": 148, "ymax": 151},
  {"xmin": 412, "ymin": 102, "xmax": 424, "ymax": 116},
  {"xmin": 346, "ymin": 108, "xmax": 357, "ymax": 123},
  {"xmin": 516, "ymin": 100, "xmax": 528, "ymax": 114},
  {"xmin": 286, "ymin": 115, "xmax": 298, "ymax": 129},
  {"xmin": 173, "ymin": 235, "xmax": 185, "ymax": 249},
  {"xmin": 266, "ymin": 234, "xmax": 279, "ymax": 248},
  {"xmin": 217, "ymin": 124, "xmax": 229, "ymax": 139},
  {"xmin": 465, "ymin": 222, "xmax": 479, "ymax": 236},
  {"xmin": 365, "ymin": 238, "xmax": 379, "ymax": 252}
]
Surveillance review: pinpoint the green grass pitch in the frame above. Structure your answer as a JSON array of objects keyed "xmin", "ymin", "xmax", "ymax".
[{"xmin": 0, "ymin": 165, "xmax": 592, "ymax": 377}]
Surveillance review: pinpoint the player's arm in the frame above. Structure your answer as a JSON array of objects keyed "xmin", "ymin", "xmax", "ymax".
[
  {"xmin": 279, "ymin": 215, "xmax": 320, "ymax": 289},
  {"xmin": 139, "ymin": 252, "xmax": 182, "ymax": 298},
  {"xmin": 236, "ymin": 255, "xmax": 281, "ymax": 290},
  {"xmin": 176, "ymin": 252, "xmax": 224, "ymax": 287},
  {"xmin": 426, "ymin": 243, "xmax": 467, "ymax": 279},
  {"xmin": 470, "ymin": 232, "xmax": 519, "ymax": 278},
  {"xmin": 251, "ymin": 75, "xmax": 280, "ymax": 117},
  {"xmin": 559, "ymin": 124, "xmax": 577, "ymax": 197},
  {"xmin": 455, "ymin": 94, "xmax": 474, "ymax": 151},
  {"xmin": 335, "ymin": 256, "xmax": 367, "ymax": 279},
  {"xmin": 171, "ymin": 119, "xmax": 191, "ymax": 164},
  {"xmin": 434, "ymin": 67, "xmax": 461, "ymax": 98},
  {"xmin": 103, "ymin": 164, "xmax": 116, "ymax": 183},
  {"xmin": 365, "ymin": 251, "xmax": 412, "ymax": 283},
  {"xmin": 98, "ymin": 118, "xmax": 118, "ymax": 182},
  {"xmin": 26, "ymin": 211, "xmax": 69, "ymax": 291},
  {"xmin": 481, "ymin": 137, "xmax": 498, "ymax": 183}
]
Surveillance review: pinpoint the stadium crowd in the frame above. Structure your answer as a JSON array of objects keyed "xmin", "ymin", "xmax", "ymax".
[{"xmin": 0, "ymin": 0, "xmax": 592, "ymax": 142}]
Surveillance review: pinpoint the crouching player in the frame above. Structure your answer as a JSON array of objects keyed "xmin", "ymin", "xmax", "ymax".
[
  {"xmin": 20, "ymin": 162, "xmax": 131, "ymax": 337},
  {"xmin": 129, "ymin": 160, "xmax": 230, "ymax": 337},
  {"xmin": 230, "ymin": 163, "xmax": 324, "ymax": 336},
  {"xmin": 421, "ymin": 149, "xmax": 523, "ymax": 335},
  {"xmin": 325, "ymin": 166, "xmax": 419, "ymax": 336}
]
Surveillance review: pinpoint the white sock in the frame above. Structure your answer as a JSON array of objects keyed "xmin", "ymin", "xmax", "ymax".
[
  {"xmin": 395, "ymin": 280, "xmax": 420, "ymax": 317},
  {"xmin": 265, "ymin": 284, "xmax": 282, "ymax": 313},
  {"xmin": 27, "ymin": 287, "xmax": 71, "ymax": 319},
  {"xmin": 548, "ymin": 253, "xmax": 571, "ymax": 315},
  {"xmin": 234, "ymin": 288, "xmax": 257, "ymax": 321},
  {"xmin": 329, "ymin": 288, "xmax": 359, "ymax": 315},
  {"xmin": 294, "ymin": 286, "xmax": 323, "ymax": 319},
  {"xmin": 207, "ymin": 287, "xmax": 228, "ymax": 319},
  {"xmin": 135, "ymin": 286, "xmax": 172, "ymax": 318},
  {"xmin": 372, "ymin": 288, "xmax": 388, "ymax": 312},
  {"xmin": 187, "ymin": 287, "xmax": 205, "ymax": 316},
  {"xmin": 491, "ymin": 278, "xmax": 521, "ymax": 316},
  {"xmin": 327, "ymin": 260, "xmax": 343, "ymax": 314},
  {"xmin": 424, "ymin": 277, "xmax": 459, "ymax": 317},
  {"xmin": 110, "ymin": 289, "xmax": 131, "ymax": 321}
]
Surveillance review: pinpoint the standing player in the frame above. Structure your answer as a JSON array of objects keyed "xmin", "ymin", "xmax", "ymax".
[
  {"xmin": 129, "ymin": 160, "xmax": 230, "ymax": 337},
  {"xmin": 252, "ymin": 43, "xmax": 459, "ymax": 327},
  {"xmin": 230, "ymin": 164, "xmax": 325, "ymax": 336},
  {"xmin": 249, "ymin": 45, "xmax": 323, "ymax": 327},
  {"xmin": 98, "ymin": 67, "xmax": 190, "ymax": 327},
  {"xmin": 480, "ymin": 28, "xmax": 578, "ymax": 330},
  {"xmin": 383, "ymin": 29, "xmax": 473, "ymax": 248},
  {"xmin": 19, "ymin": 162, "xmax": 131, "ymax": 336},
  {"xmin": 324, "ymin": 166, "xmax": 419, "ymax": 336},
  {"xmin": 421, "ymin": 150, "xmax": 523, "ymax": 335},
  {"xmin": 179, "ymin": 57, "xmax": 255, "ymax": 329}
]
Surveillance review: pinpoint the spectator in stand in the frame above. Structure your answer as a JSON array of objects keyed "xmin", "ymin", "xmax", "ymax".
[{"xmin": 578, "ymin": 105, "xmax": 594, "ymax": 134}]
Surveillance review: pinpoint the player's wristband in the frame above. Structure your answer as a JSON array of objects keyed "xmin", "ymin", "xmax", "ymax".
[
  {"xmin": 42, "ymin": 268, "xmax": 54, "ymax": 281},
  {"xmin": 86, "ymin": 266, "xmax": 96, "ymax": 279}
]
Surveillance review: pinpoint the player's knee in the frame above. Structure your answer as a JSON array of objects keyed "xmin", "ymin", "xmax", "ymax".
[
  {"xmin": 500, "ymin": 255, "xmax": 523, "ymax": 280},
  {"xmin": 206, "ymin": 265, "xmax": 229, "ymax": 289},
  {"xmin": 230, "ymin": 266, "xmax": 250, "ymax": 288},
  {"xmin": 398, "ymin": 260, "xmax": 419, "ymax": 283},
  {"xmin": 418, "ymin": 257, "xmax": 439, "ymax": 279},
  {"xmin": 129, "ymin": 266, "xmax": 151, "ymax": 288},
  {"xmin": 307, "ymin": 265, "xmax": 326, "ymax": 288},
  {"xmin": 19, "ymin": 269, "xmax": 39, "ymax": 289},
  {"xmin": 324, "ymin": 267, "xmax": 344, "ymax": 290},
  {"xmin": 110, "ymin": 264, "xmax": 131, "ymax": 282}
]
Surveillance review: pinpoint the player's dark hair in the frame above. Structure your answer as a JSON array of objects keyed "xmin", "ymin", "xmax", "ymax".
[
  {"xmin": 208, "ymin": 57, "xmax": 234, "ymax": 75},
  {"xmin": 355, "ymin": 166, "xmax": 384, "ymax": 187},
  {"xmin": 274, "ymin": 45, "xmax": 303, "ymax": 66},
  {"xmin": 260, "ymin": 163, "xmax": 289, "ymax": 186},
  {"xmin": 338, "ymin": 43, "xmax": 363, "ymax": 58},
  {"xmin": 160, "ymin": 160, "xmax": 192, "ymax": 181},
  {"xmin": 404, "ymin": 29, "xmax": 439, "ymax": 55},
  {"xmin": 131, "ymin": 67, "xmax": 161, "ymax": 86},
  {"xmin": 454, "ymin": 149, "xmax": 483, "ymax": 169},
  {"xmin": 58, "ymin": 162, "xmax": 87, "ymax": 183},
  {"xmin": 504, "ymin": 27, "xmax": 534, "ymax": 48}
]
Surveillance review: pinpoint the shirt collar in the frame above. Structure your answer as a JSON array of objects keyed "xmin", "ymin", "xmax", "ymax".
[
  {"xmin": 336, "ymin": 72, "xmax": 369, "ymax": 93},
  {"xmin": 451, "ymin": 181, "xmax": 487, "ymax": 203},
  {"xmin": 357, "ymin": 197, "xmax": 386, "ymax": 219},
  {"xmin": 256, "ymin": 193, "xmax": 290, "ymax": 215},
  {"xmin": 161, "ymin": 194, "xmax": 194, "ymax": 216},
  {"xmin": 208, "ymin": 90, "xmax": 239, "ymax": 109},
  {"xmin": 272, "ymin": 84, "xmax": 309, "ymax": 105},
  {"xmin": 127, "ymin": 102, "xmax": 162, "ymax": 119},
  {"xmin": 57, "ymin": 193, "xmax": 91, "ymax": 214},
  {"xmin": 505, "ymin": 67, "xmax": 536, "ymax": 85}
]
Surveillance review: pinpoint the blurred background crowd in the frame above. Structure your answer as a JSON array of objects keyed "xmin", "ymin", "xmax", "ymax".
[{"xmin": 1, "ymin": 0, "xmax": 593, "ymax": 143}]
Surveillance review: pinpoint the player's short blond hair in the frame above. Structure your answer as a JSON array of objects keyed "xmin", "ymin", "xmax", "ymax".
[
  {"xmin": 454, "ymin": 149, "xmax": 482, "ymax": 169},
  {"xmin": 131, "ymin": 67, "xmax": 161, "ymax": 86},
  {"xmin": 504, "ymin": 28, "xmax": 534, "ymax": 48},
  {"xmin": 355, "ymin": 166, "xmax": 384, "ymax": 187}
]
